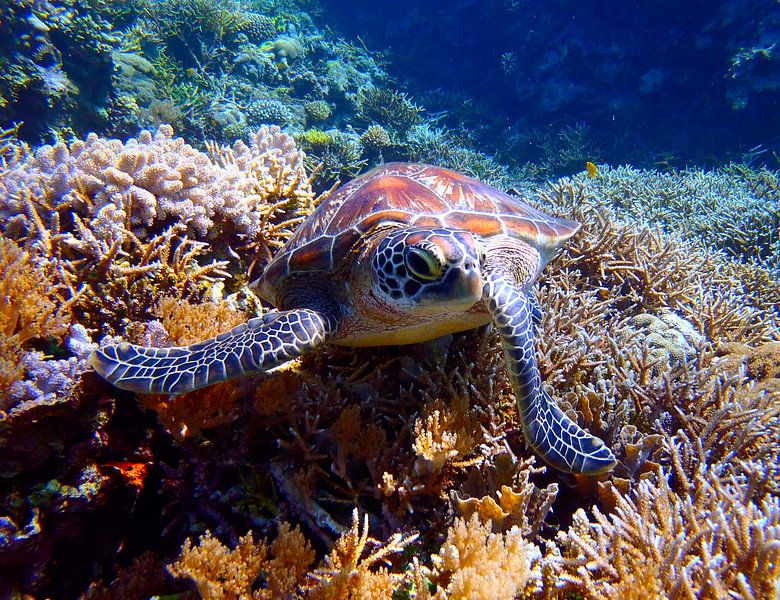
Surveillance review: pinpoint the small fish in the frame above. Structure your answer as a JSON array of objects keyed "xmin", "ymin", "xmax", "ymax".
[{"xmin": 586, "ymin": 161, "xmax": 598, "ymax": 178}]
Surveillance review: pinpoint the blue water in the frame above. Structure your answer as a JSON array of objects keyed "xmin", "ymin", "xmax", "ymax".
[{"xmin": 322, "ymin": 0, "xmax": 780, "ymax": 168}]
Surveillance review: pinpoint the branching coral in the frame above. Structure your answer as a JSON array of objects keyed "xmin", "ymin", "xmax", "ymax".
[
  {"xmin": 356, "ymin": 87, "xmax": 423, "ymax": 133},
  {"xmin": 554, "ymin": 472, "xmax": 780, "ymax": 599},
  {"xmin": 423, "ymin": 513, "xmax": 536, "ymax": 600},
  {"xmin": 1, "ymin": 124, "xmax": 309, "ymax": 242},
  {"xmin": 169, "ymin": 510, "xmax": 416, "ymax": 599},
  {"xmin": 406, "ymin": 124, "xmax": 512, "ymax": 189},
  {"xmin": 412, "ymin": 393, "xmax": 482, "ymax": 477},
  {"xmin": 0, "ymin": 125, "xmax": 313, "ymax": 333},
  {"xmin": 562, "ymin": 165, "xmax": 780, "ymax": 272},
  {"xmin": 0, "ymin": 236, "xmax": 75, "ymax": 401},
  {"xmin": 168, "ymin": 524, "xmax": 314, "ymax": 600},
  {"xmin": 4, "ymin": 324, "xmax": 96, "ymax": 415}
]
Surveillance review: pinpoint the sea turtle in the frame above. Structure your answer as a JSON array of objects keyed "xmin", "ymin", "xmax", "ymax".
[{"xmin": 92, "ymin": 163, "xmax": 616, "ymax": 474}]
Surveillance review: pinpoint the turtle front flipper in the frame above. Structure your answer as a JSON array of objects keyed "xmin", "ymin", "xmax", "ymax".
[
  {"xmin": 91, "ymin": 309, "xmax": 337, "ymax": 395},
  {"xmin": 483, "ymin": 273, "xmax": 616, "ymax": 474}
]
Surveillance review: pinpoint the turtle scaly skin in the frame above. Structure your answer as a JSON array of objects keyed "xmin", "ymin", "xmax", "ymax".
[
  {"xmin": 483, "ymin": 271, "xmax": 614, "ymax": 473},
  {"xmin": 91, "ymin": 310, "xmax": 337, "ymax": 395},
  {"xmin": 92, "ymin": 163, "xmax": 616, "ymax": 475}
]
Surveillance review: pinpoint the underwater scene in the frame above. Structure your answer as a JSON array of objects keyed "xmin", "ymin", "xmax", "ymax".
[{"xmin": 0, "ymin": 0, "xmax": 779, "ymax": 597}]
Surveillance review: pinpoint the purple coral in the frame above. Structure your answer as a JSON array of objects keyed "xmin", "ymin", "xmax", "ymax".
[{"xmin": 4, "ymin": 325, "xmax": 96, "ymax": 415}]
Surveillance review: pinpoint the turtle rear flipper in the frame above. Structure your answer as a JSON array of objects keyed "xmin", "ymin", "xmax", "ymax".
[
  {"xmin": 91, "ymin": 309, "xmax": 337, "ymax": 395},
  {"xmin": 483, "ymin": 272, "xmax": 616, "ymax": 475}
]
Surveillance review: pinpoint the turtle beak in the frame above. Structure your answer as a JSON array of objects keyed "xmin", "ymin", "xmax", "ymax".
[
  {"xmin": 458, "ymin": 258, "xmax": 483, "ymax": 302},
  {"xmin": 428, "ymin": 260, "xmax": 483, "ymax": 311}
]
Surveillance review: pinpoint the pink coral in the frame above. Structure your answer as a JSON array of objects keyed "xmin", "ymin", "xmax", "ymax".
[{"xmin": 0, "ymin": 124, "xmax": 313, "ymax": 247}]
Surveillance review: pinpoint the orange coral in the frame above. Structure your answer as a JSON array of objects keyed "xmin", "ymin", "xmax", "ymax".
[
  {"xmin": 427, "ymin": 513, "xmax": 534, "ymax": 600},
  {"xmin": 0, "ymin": 237, "xmax": 75, "ymax": 401},
  {"xmin": 169, "ymin": 510, "xmax": 415, "ymax": 599}
]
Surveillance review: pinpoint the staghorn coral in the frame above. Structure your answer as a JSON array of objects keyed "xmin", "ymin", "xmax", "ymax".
[
  {"xmin": 541, "ymin": 179, "xmax": 780, "ymax": 342},
  {"xmin": 406, "ymin": 123, "xmax": 512, "ymax": 189},
  {"xmin": 561, "ymin": 164, "xmax": 780, "ymax": 272},
  {"xmin": 554, "ymin": 472, "xmax": 780, "ymax": 599}
]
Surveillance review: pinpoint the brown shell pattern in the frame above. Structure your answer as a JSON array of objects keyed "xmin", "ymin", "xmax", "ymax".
[{"xmin": 262, "ymin": 163, "xmax": 580, "ymax": 282}]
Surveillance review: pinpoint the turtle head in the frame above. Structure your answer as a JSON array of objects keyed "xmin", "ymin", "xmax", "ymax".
[{"xmin": 371, "ymin": 227, "xmax": 484, "ymax": 314}]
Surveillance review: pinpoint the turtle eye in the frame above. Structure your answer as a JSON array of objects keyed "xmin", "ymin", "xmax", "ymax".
[{"xmin": 406, "ymin": 245, "xmax": 444, "ymax": 281}]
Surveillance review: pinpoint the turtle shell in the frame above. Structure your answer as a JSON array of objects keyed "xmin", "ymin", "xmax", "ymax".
[{"xmin": 258, "ymin": 163, "xmax": 579, "ymax": 293}]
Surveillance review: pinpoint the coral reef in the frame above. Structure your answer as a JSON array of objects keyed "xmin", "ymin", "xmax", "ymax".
[
  {"xmin": 328, "ymin": 0, "xmax": 780, "ymax": 169},
  {"xmin": 1, "ymin": 128, "xmax": 779, "ymax": 598},
  {"xmin": 168, "ymin": 510, "xmax": 416, "ymax": 599},
  {"xmin": 0, "ymin": 0, "xmax": 778, "ymax": 596},
  {"xmin": 0, "ymin": 0, "xmax": 121, "ymax": 141},
  {"xmin": 0, "ymin": 124, "xmax": 311, "ymax": 334}
]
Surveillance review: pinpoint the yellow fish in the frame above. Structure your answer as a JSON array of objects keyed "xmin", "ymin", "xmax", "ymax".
[{"xmin": 586, "ymin": 161, "xmax": 598, "ymax": 178}]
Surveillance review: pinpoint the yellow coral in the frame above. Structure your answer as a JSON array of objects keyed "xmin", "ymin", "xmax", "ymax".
[
  {"xmin": 169, "ymin": 511, "xmax": 415, "ymax": 599},
  {"xmin": 168, "ymin": 531, "xmax": 268, "ymax": 599},
  {"xmin": 168, "ymin": 523, "xmax": 315, "ymax": 600},
  {"xmin": 0, "ymin": 237, "xmax": 74, "ymax": 399},
  {"xmin": 412, "ymin": 395, "xmax": 481, "ymax": 476},
  {"xmin": 430, "ymin": 513, "xmax": 533, "ymax": 600},
  {"xmin": 307, "ymin": 509, "xmax": 417, "ymax": 600},
  {"xmin": 300, "ymin": 128, "xmax": 333, "ymax": 148},
  {"xmin": 155, "ymin": 295, "xmax": 247, "ymax": 346}
]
